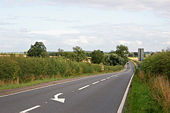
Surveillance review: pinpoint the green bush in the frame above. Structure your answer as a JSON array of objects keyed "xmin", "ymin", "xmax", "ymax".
[
  {"xmin": 104, "ymin": 54, "xmax": 127, "ymax": 66},
  {"xmin": 142, "ymin": 51, "xmax": 170, "ymax": 79},
  {"xmin": 104, "ymin": 65, "xmax": 123, "ymax": 72},
  {"xmin": 0, "ymin": 57, "xmax": 20, "ymax": 80},
  {"xmin": 0, "ymin": 57, "xmax": 123, "ymax": 84},
  {"xmin": 79, "ymin": 63, "xmax": 93, "ymax": 73}
]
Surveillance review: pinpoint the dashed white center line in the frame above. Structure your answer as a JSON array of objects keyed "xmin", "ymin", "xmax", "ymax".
[
  {"xmin": 20, "ymin": 105, "xmax": 40, "ymax": 113},
  {"xmin": 100, "ymin": 79, "xmax": 106, "ymax": 81},
  {"xmin": 107, "ymin": 77, "xmax": 111, "ymax": 79},
  {"xmin": 78, "ymin": 85, "xmax": 90, "ymax": 90},
  {"xmin": 92, "ymin": 81, "xmax": 100, "ymax": 85}
]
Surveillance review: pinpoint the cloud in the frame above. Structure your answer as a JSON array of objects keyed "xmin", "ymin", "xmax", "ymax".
[
  {"xmin": 44, "ymin": 0, "xmax": 170, "ymax": 18},
  {"xmin": 0, "ymin": 22, "xmax": 16, "ymax": 26},
  {"xmin": 2, "ymin": 0, "xmax": 170, "ymax": 18},
  {"xmin": 136, "ymin": 40, "xmax": 143, "ymax": 46},
  {"xmin": 163, "ymin": 41, "xmax": 170, "ymax": 45},
  {"xmin": 117, "ymin": 40, "xmax": 131, "ymax": 45},
  {"xmin": 63, "ymin": 36, "xmax": 97, "ymax": 46},
  {"xmin": 28, "ymin": 29, "xmax": 80, "ymax": 37}
]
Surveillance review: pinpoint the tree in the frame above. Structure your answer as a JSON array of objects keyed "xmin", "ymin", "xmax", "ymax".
[
  {"xmin": 91, "ymin": 50, "xmax": 104, "ymax": 64},
  {"xmin": 27, "ymin": 42, "xmax": 48, "ymax": 57},
  {"xmin": 62, "ymin": 52, "xmax": 77, "ymax": 61},
  {"xmin": 104, "ymin": 53, "xmax": 126, "ymax": 66},
  {"xmin": 57, "ymin": 48, "xmax": 64, "ymax": 56},
  {"xmin": 73, "ymin": 46, "xmax": 86, "ymax": 62},
  {"xmin": 116, "ymin": 45, "xmax": 129, "ymax": 58}
]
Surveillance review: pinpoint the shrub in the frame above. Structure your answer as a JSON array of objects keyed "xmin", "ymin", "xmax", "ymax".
[
  {"xmin": 104, "ymin": 54, "xmax": 126, "ymax": 66},
  {"xmin": 0, "ymin": 57, "xmax": 20, "ymax": 81},
  {"xmin": 0, "ymin": 57, "xmax": 123, "ymax": 85},
  {"xmin": 142, "ymin": 51, "xmax": 170, "ymax": 79},
  {"xmin": 79, "ymin": 63, "xmax": 93, "ymax": 73}
]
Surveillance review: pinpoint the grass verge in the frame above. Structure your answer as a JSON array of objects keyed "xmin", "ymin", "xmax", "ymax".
[{"xmin": 125, "ymin": 74, "xmax": 162, "ymax": 113}]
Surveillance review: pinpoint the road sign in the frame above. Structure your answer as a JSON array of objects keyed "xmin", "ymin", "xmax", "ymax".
[{"xmin": 138, "ymin": 48, "xmax": 144, "ymax": 61}]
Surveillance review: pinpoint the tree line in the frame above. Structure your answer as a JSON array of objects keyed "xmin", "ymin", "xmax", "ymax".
[{"xmin": 27, "ymin": 41, "xmax": 129, "ymax": 66}]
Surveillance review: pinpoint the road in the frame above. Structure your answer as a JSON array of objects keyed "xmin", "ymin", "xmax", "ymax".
[{"xmin": 0, "ymin": 62, "xmax": 135, "ymax": 113}]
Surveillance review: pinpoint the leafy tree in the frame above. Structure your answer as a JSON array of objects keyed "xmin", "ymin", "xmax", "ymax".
[
  {"xmin": 91, "ymin": 50, "xmax": 104, "ymax": 64},
  {"xmin": 128, "ymin": 52, "xmax": 135, "ymax": 57},
  {"xmin": 27, "ymin": 42, "xmax": 48, "ymax": 57},
  {"xmin": 73, "ymin": 46, "xmax": 87, "ymax": 62},
  {"xmin": 104, "ymin": 53, "xmax": 126, "ymax": 66},
  {"xmin": 116, "ymin": 45, "xmax": 129, "ymax": 58},
  {"xmin": 57, "ymin": 48, "xmax": 64, "ymax": 56}
]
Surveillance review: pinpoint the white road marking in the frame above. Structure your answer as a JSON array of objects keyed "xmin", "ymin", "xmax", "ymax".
[
  {"xmin": 115, "ymin": 75, "xmax": 118, "ymax": 77},
  {"xmin": 51, "ymin": 93, "xmax": 65, "ymax": 103},
  {"xmin": 107, "ymin": 77, "xmax": 111, "ymax": 79},
  {"xmin": 117, "ymin": 73, "xmax": 134, "ymax": 113},
  {"xmin": 0, "ymin": 73, "xmax": 109, "ymax": 98},
  {"xmin": 92, "ymin": 81, "xmax": 100, "ymax": 85},
  {"xmin": 100, "ymin": 79, "xmax": 106, "ymax": 81},
  {"xmin": 78, "ymin": 85, "xmax": 90, "ymax": 90},
  {"xmin": 20, "ymin": 105, "xmax": 40, "ymax": 113}
]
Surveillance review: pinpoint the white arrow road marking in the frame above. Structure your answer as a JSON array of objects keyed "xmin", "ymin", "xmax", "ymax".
[
  {"xmin": 78, "ymin": 85, "xmax": 90, "ymax": 90},
  {"xmin": 92, "ymin": 81, "xmax": 99, "ymax": 85},
  {"xmin": 51, "ymin": 93, "xmax": 65, "ymax": 103},
  {"xmin": 20, "ymin": 105, "xmax": 40, "ymax": 113}
]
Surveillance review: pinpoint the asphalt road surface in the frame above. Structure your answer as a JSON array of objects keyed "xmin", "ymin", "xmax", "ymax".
[{"xmin": 0, "ymin": 62, "xmax": 135, "ymax": 113}]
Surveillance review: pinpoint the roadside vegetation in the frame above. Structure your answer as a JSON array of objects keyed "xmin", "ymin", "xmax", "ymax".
[
  {"xmin": 125, "ymin": 51, "xmax": 170, "ymax": 113},
  {"xmin": 0, "ymin": 42, "xmax": 129, "ymax": 90},
  {"xmin": 0, "ymin": 57, "xmax": 123, "ymax": 88}
]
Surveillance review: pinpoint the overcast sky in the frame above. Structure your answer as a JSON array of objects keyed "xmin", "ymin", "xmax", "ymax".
[{"xmin": 0, "ymin": 0, "xmax": 170, "ymax": 52}]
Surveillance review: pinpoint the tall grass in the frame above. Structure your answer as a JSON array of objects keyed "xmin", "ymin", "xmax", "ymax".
[
  {"xmin": 151, "ymin": 76, "xmax": 170, "ymax": 112},
  {"xmin": 125, "ymin": 74, "xmax": 161, "ymax": 113},
  {"xmin": 140, "ymin": 51, "xmax": 170, "ymax": 112},
  {"xmin": 137, "ymin": 71, "xmax": 170, "ymax": 113},
  {"xmin": 0, "ymin": 56, "xmax": 123, "ymax": 86}
]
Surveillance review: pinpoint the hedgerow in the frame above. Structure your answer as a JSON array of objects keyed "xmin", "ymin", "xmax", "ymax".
[
  {"xmin": 0, "ymin": 57, "xmax": 123, "ymax": 84},
  {"xmin": 142, "ymin": 51, "xmax": 170, "ymax": 79}
]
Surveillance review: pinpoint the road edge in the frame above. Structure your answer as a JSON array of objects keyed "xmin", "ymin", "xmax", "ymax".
[{"xmin": 117, "ymin": 73, "xmax": 135, "ymax": 113}]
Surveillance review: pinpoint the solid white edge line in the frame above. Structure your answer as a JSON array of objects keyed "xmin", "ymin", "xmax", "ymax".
[
  {"xmin": 78, "ymin": 85, "xmax": 90, "ymax": 90},
  {"xmin": 92, "ymin": 81, "xmax": 100, "ymax": 85},
  {"xmin": 20, "ymin": 105, "xmax": 40, "ymax": 113},
  {"xmin": 117, "ymin": 73, "xmax": 134, "ymax": 113}
]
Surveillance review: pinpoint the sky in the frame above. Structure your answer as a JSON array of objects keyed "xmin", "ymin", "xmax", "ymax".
[{"xmin": 0, "ymin": 0, "xmax": 170, "ymax": 52}]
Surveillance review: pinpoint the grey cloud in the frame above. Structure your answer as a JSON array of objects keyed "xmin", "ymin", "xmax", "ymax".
[
  {"xmin": 47, "ymin": 0, "xmax": 170, "ymax": 18},
  {"xmin": 3, "ymin": 0, "xmax": 170, "ymax": 18},
  {"xmin": 0, "ymin": 22, "xmax": 16, "ymax": 26}
]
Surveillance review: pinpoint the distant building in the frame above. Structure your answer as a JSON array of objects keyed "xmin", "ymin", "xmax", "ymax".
[{"xmin": 138, "ymin": 48, "xmax": 144, "ymax": 61}]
